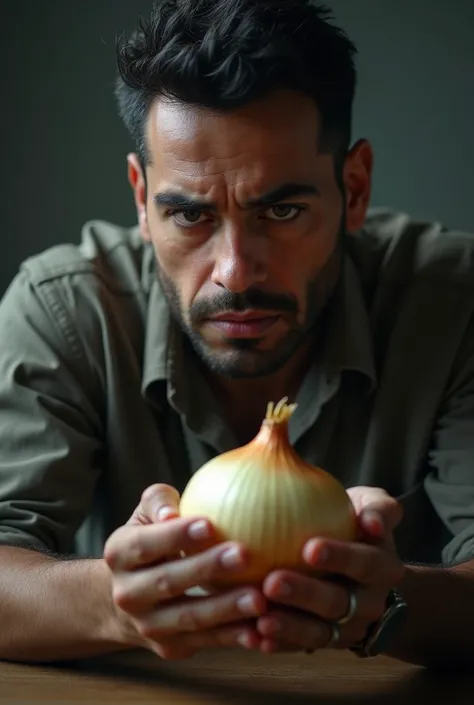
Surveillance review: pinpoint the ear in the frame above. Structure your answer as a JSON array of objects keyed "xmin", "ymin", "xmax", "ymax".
[
  {"xmin": 342, "ymin": 139, "xmax": 373, "ymax": 234},
  {"xmin": 127, "ymin": 153, "xmax": 150, "ymax": 242}
]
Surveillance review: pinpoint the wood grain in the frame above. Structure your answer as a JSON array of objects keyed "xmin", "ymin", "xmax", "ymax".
[{"xmin": 1, "ymin": 648, "xmax": 473, "ymax": 705}]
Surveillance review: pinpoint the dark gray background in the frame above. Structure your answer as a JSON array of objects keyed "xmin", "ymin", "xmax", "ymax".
[{"xmin": 2, "ymin": 0, "xmax": 473, "ymax": 293}]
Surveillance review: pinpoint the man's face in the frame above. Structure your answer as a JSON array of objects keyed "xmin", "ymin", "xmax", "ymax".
[{"xmin": 131, "ymin": 90, "xmax": 370, "ymax": 378}]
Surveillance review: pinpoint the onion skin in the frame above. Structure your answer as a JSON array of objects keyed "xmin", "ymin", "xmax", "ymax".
[{"xmin": 179, "ymin": 402, "xmax": 357, "ymax": 586}]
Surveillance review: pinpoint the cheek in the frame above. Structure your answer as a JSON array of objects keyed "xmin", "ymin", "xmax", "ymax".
[
  {"xmin": 148, "ymin": 222, "xmax": 212, "ymax": 308},
  {"xmin": 274, "ymin": 220, "xmax": 339, "ymax": 300}
]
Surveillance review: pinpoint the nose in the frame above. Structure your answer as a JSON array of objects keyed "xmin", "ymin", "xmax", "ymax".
[{"xmin": 211, "ymin": 223, "xmax": 267, "ymax": 293}]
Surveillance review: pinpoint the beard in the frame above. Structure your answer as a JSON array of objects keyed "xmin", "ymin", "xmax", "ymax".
[{"xmin": 154, "ymin": 231, "xmax": 344, "ymax": 380}]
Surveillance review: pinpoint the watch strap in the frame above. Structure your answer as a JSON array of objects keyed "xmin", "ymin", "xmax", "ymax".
[{"xmin": 350, "ymin": 588, "xmax": 407, "ymax": 658}]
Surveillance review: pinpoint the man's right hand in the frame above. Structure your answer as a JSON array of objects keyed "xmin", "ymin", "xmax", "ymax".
[{"xmin": 103, "ymin": 484, "xmax": 266, "ymax": 660}]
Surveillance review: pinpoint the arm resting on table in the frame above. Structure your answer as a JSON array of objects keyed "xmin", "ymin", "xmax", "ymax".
[
  {"xmin": 0, "ymin": 546, "xmax": 137, "ymax": 662},
  {"xmin": 387, "ymin": 560, "xmax": 474, "ymax": 668}
]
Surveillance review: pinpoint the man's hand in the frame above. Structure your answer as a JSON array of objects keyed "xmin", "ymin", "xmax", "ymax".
[
  {"xmin": 256, "ymin": 486, "xmax": 405, "ymax": 653},
  {"xmin": 103, "ymin": 484, "xmax": 266, "ymax": 660}
]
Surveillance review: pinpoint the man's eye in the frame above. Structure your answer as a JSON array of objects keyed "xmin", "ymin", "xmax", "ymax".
[
  {"xmin": 265, "ymin": 205, "xmax": 303, "ymax": 221},
  {"xmin": 171, "ymin": 210, "xmax": 207, "ymax": 227}
]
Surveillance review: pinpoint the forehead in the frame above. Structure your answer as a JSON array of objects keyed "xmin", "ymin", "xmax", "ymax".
[{"xmin": 145, "ymin": 91, "xmax": 325, "ymax": 192}]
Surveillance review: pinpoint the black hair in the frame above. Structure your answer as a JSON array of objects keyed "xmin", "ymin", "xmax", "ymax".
[{"xmin": 115, "ymin": 0, "xmax": 357, "ymax": 169}]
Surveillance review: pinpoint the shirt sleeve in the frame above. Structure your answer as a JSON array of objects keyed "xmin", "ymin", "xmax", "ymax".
[
  {"xmin": 425, "ymin": 314, "xmax": 474, "ymax": 565},
  {"xmin": 0, "ymin": 271, "xmax": 104, "ymax": 553}
]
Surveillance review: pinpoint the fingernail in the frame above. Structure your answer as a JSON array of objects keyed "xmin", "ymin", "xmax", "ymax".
[
  {"xmin": 362, "ymin": 511, "xmax": 385, "ymax": 535},
  {"xmin": 276, "ymin": 580, "xmax": 292, "ymax": 597},
  {"xmin": 157, "ymin": 505, "xmax": 177, "ymax": 521},
  {"xmin": 237, "ymin": 594, "xmax": 258, "ymax": 615},
  {"xmin": 303, "ymin": 539, "xmax": 330, "ymax": 566},
  {"xmin": 220, "ymin": 546, "xmax": 244, "ymax": 569},
  {"xmin": 316, "ymin": 545, "xmax": 330, "ymax": 564},
  {"xmin": 188, "ymin": 519, "xmax": 212, "ymax": 540}
]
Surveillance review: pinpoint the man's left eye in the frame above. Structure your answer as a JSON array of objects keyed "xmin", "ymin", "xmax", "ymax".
[{"xmin": 265, "ymin": 205, "xmax": 302, "ymax": 221}]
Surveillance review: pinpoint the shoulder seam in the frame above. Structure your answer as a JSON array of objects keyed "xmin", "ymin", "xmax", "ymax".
[
  {"xmin": 21, "ymin": 245, "xmax": 142, "ymax": 296},
  {"xmin": 33, "ymin": 276, "xmax": 86, "ymax": 362}
]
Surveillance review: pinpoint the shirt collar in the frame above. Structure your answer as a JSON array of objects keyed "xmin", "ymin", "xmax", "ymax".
[
  {"xmin": 141, "ymin": 251, "xmax": 377, "ymax": 410},
  {"xmin": 323, "ymin": 253, "xmax": 377, "ymax": 392},
  {"xmin": 141, "ymin": 244, "xmax": 170, "ymax": 400},
  {"xmin": 141, "ymin": 276, "xmax": 171, "ymax": 401}
]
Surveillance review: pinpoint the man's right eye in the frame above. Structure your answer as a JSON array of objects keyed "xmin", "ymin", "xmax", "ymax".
[{"xmin": 169, "ymin": 210, "xmax": 207, "ymax": 227}]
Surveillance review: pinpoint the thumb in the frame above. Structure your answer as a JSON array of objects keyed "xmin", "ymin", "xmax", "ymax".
[
  {"xmin": 347, "ymin": 486, "xmax": 403, "ymax": 541},
  {"xmin": 128, "ymin": 483, "xmax": 181, "ymax": 526}
]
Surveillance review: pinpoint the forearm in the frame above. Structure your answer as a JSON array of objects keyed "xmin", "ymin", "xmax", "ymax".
[
  {"xmin": 387, "ymin": 559, "xmax": 474, "ymax": 668},
  {"xmin": 0, "ymin": 546, "xmax": 139, "ymax": 663}
]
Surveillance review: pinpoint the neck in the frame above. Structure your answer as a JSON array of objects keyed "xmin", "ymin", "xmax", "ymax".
[{"xmin": 200, "ymin": 339, "xmax": 315, "ymax": 445}]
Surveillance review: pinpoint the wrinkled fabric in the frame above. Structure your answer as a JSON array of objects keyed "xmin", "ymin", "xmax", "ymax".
[{"xmin": 1, "ymin": 210, "xmax": 474, "ymax": 566}]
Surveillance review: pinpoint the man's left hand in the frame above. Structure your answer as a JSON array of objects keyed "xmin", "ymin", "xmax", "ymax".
[{"xmin": 257, "ymin": 487, "xmax": 405, "ymax": 653}]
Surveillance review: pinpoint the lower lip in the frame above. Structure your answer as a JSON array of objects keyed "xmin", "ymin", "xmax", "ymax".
[{"xmin": 207, "ymin": 317, "xmax": 279, "ymax": 338}]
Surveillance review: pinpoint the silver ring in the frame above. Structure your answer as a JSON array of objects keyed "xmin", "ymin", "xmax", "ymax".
[
  {"xmin": 335, "ymin": 589, "xmax": 358, "ymax": 625},
  {"xmin": 326, "ymin": 622, "xmax": 341, "ymax": 648}
]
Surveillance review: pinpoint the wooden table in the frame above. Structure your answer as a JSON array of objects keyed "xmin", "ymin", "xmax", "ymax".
[{"xmin": 1, "ymin": 648, "xmax": 473, "ymax": 704}]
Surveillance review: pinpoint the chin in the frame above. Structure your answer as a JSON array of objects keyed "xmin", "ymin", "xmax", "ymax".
[
  {"xmin": 199, "ymin": 348, "xmax": 288, "ymax": 379},
  {"xmin": 188, "ymin": 327, "xmax": 305, "ymax": 379}
]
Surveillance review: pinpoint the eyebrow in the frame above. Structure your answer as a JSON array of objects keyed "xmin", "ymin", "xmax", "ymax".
[{"xmin": 153, "ymin": 182, "xmax": 320, "ymax": 211}]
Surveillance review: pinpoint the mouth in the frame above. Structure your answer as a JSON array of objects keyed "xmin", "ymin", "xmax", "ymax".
[{"xmin": 205, "ymin": 310, "xmax": 281, "ymax": 338}]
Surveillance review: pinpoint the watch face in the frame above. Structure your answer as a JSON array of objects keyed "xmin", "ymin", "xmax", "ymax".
[{"xmin": 369, "ymin": 602, "xmax": 407, "ymax": 657}]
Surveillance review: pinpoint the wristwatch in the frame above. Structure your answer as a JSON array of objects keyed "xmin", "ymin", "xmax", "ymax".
[{"xmin": 350, "ymin": 588, "xmax": 407, "ymax": 658}]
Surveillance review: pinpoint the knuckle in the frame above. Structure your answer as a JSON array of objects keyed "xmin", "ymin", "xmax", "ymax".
[
  {"xmin": 103, "ymin": 533, "xmax": 121, "ymax": 569},
  {"xmin": 112, "ymin": 586, "xmax": 134, "ymax": 611},
  {"xmin": 188, "ymin": 549, "xmax": 226, "ymax": 585},
  {"xmin": 137, "ymin": 619, "xmax": 161, "ymax": 641},
  {"xmin": 128, "ymin": 532, "xmax": 154, "ymax": 566},
  {"xmin": 107, "ymin": 527, "xmax": 155, "ymax": 569},
  {"xmin": 142, "ymin": 483, "xmax": 179, "ymax": 509},
  {"xmin": 177, "ymin": 607, "xmax": 204, "ymax": 632},
  {"xmin": 155, "ymin": 573, "xmax": 174, "ymax": 602},
  {"xmin": 141, "ymin": 484, "xmax": 164, "ymax": 504},
  {"xmin": 194, "ymin": 558, "xmax": 220, "ymax": 585}
]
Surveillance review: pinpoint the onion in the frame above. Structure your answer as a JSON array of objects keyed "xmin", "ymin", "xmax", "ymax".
[{"xmin": 179, "ymin": 398, "xmax": 357, "ymax": 585}]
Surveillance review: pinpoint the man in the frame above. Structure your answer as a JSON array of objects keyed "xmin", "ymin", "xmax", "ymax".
[{"xmin": 1, "ymin": 0, "xmax": 474, "ymax": 668}]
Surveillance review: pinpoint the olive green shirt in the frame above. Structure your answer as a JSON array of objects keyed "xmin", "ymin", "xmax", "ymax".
[{"xmin": 1, "ymin": 209, "xmax": 474, "ymax": 566}]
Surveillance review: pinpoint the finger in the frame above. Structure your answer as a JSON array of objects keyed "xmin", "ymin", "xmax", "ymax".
[
  {"xmin": 104, "ymin": 516, "xmax": 218, "ymax": 571},
  {"xmin": 113, "ymin": 540, "xmax": 253, "ymax": 611},
  {"xmin": 148, "ymin": 642, "xmax": 196, "ymax": 660},
  {"xmin": 347, "ymin": 487, "xmax": 403, "ymax": 536},
  {"xmin": 346, "ymin": 486, "xmax": 394, "ymax": 513},
  {"xmin": 137, "ymin": 588, "xmax": 267, "ymax": 640},
  {"xmin": 262, "ymin": 571, "xmax": 385, "ymax": 624},
  {"xmin": 257, "ymin": 610, "xmax": 331, "ymax": 652},
  {"xmin": 302, "ymin": 538, "xmax": 405, "ymax": 587},
  {"xmin": 358, "ymin": 511, "xmax": 386, "ymax": 543},
  {"xmin": 258, "ymin": 638, "xmax": 301, "ymax": 654},
  {"xmin": 129, "ymin": 484, "xmax": 181, "ymax": 525},
  {"xmin": 258, "ymin": 610, "xmax": 371, "ymax": 652},
  {"xmin": 157, "ymin": 621, "xmax": 262, "ymax": 658}
]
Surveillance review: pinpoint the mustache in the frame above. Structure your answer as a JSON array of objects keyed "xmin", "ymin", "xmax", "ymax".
[{"xmin": 190, "ymin": 289, "xmax": 298, "ymax": 322}]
